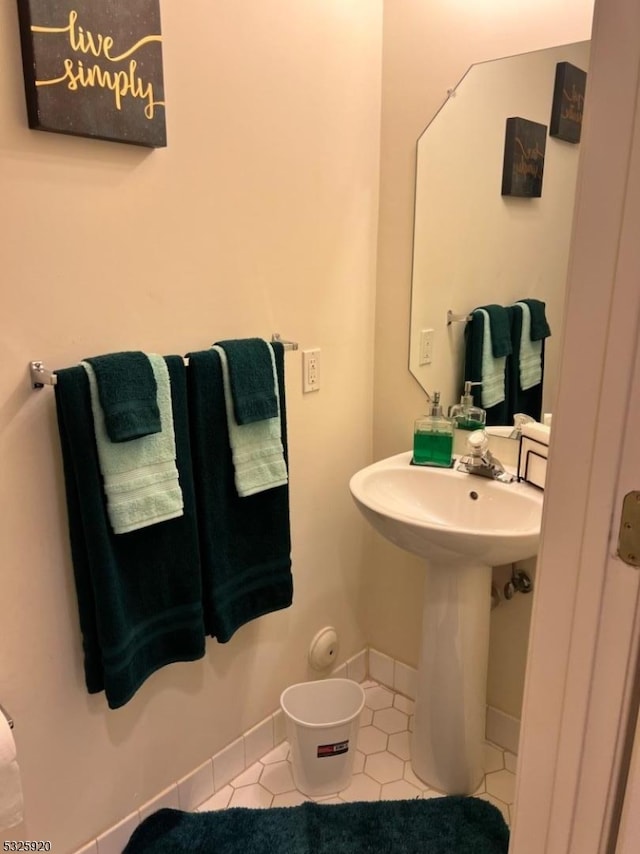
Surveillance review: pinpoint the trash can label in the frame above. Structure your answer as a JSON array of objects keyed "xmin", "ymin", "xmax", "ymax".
[{"xmin": 317, "ymin": 740, "xmax": 349, "ymax": 758}]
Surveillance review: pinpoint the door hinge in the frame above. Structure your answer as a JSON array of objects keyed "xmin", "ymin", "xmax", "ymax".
[{"xmin": 617, "ymin": 491, "xmax": 640, "ymax": 568}]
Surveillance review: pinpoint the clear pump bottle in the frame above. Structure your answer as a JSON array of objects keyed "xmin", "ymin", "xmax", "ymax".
[
  {"xmin": 449, "ymin": 381, "xmax": 486, "ymax": 431},
  {"xmin": 413, "ymin": 392, "xmax": 454, "ymax": 467}
]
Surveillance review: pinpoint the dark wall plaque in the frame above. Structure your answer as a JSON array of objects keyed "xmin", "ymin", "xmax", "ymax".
[
  {"xmin": 501, "ymin": 117, "xmax": 547, "ymax": 198},
  {"xmin": 16, "ymin": 1, "xmax": 167, "ymax": 147},
  {"xmin": 550, "ymin": 61, "xmax": 587, "ymax": 144}
]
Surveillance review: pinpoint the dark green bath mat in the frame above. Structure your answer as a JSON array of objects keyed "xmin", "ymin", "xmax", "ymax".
[{"xmin": 123, "ymin": 796, "xmax": 509, "ymax": 854}]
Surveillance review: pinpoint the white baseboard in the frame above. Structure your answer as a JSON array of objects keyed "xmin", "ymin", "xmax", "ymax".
[
  {"xmin": 368, "ymin": 647, "xmax": 520, "ymax": 755},
  {"xmin": 486, "ymin": 705, "xmax": 520, "ymax": 755}
]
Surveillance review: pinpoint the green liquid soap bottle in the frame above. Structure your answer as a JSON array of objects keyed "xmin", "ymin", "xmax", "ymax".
[
  {"xmin": 449, "ymin": 381, "xmax": 486, "ymax": 431},
  {"xmin": 413, "ymin": 391, "xmax": 454, "ymax": 467}
]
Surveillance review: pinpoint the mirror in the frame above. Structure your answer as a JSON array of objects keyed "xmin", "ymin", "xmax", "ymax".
[{"xmin": 409, "ymin": 42, "xmax": 590, "ymax": 427}]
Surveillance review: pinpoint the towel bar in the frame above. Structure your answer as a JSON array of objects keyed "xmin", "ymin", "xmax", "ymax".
[
  {"xmin": 447, "ymin": 310, "xmax": 473, "ymax": 326},
  {"xmin": 29, "ymin": 334, "xmax": 299, "ymax": 390},
  {"xmin": 0, "ymin": 703, "xmax": 13, "ymax": 729},
  {"xmin": 271, "ymin": 334, "xmax": 299, "ymax": 351}
]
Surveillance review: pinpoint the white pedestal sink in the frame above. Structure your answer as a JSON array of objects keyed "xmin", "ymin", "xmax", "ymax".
[{"xmin": 349, "ymin": 451, "xmax": 543, "ymax": 794}]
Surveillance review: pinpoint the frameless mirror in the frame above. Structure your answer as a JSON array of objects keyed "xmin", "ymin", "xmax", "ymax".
[{"xmin": 409, "ymin": 42, "xmax": 590, "ymax": 428}]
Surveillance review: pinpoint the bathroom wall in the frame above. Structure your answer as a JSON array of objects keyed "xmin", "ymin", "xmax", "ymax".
[
  {"xmin": 369, "ymin": 0, "xmax": 595, "ymax": 719},
  {"xmin": 0, "ymin": 1, "xmax": 382, "ymax": 851}
]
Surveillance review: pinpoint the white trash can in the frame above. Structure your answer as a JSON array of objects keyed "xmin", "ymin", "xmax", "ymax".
[{"xmin": 280, "ymin": 678, "xmax": 365, "ymax": 797}]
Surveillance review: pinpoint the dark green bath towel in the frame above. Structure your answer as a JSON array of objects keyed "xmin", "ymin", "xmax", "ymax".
[
  {"xmin": 479, "ymin": 304, "xmax": 512, "ymax": 357},
  {"xmin": 123, "ymin": 798, "xmax": 509, "ymax": 854},
  {"xmin": 54, "ymin": 357, "xmax": 205, "ymax": 709},
  {"xmin": 187, "ymin": 342, "xmax": 292, "ymax": 642},
  {"xmin": 463, "ymin": 310, "xmax": 510, "ymax": 426}
]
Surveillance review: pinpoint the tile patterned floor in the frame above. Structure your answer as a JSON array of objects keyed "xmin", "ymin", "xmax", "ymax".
[{"xmin": 198, "ymin": 680, "xmax": 517, "ymax": 824}]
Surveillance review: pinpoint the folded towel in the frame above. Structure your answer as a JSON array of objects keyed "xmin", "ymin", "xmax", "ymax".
[
  {"xmin": 514, "ymin": 303, "xmax": 543, "ymax": 390},
  {"xmin": 54, "ymin": 357, "xmax": 205, "ymax": 709},
  {"xmin": 506, "ymin": 304, "xmax": 543, "ymax": 422},
  {"xmin": 187, "ymin": 343, "xmax": 293, "ymax": 643},
  {"xmin": 475, "ymin": 309, "xmax": 507, "ymax": 408},
  {"xmin": 481, "ymin": 304, "xmax": 512, "ymax": 357},
  {"xmin": 84, "ymin": 351, "xmax": 161, "ymax": 442},
  {"xmin": 214, "ymin": 338, "xmax": 278, "ymax": 424},
  {"xmin": 518, "ymin": 298, "xmax": 551, "ymax": 340},
  {"xmin": 82, "ymin": 354, "xmax": 184, "ymax": 534},
  {"xmin": 212, "ymin": 344, "xmax": 288, "ymax": 498}
]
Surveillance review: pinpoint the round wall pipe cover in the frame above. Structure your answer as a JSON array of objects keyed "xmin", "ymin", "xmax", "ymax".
[{"xmin": 308, "ymin": 626, "xmax": 339, "ymax": 670}]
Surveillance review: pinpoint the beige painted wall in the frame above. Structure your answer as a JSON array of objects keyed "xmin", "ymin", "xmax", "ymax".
[
  {"xmin": 370, "ymin": 0, "xmax": 595, "ymax": 717},
  {"xmin": 0, "ymin": 1, "xmax": 381, "ymax": 851}
]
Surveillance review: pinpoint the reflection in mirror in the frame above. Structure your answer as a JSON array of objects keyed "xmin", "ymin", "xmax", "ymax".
[{"xmin": 409, "ymin": 42, "xmax": 590, "ymax": 428}]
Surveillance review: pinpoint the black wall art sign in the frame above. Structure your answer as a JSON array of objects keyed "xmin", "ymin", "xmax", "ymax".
[
  {"xmin": 550, "ymin": 61, "xmax": 587, "ymax": 144},
  {"xmin": 16, "ymin": 1, "xmax": 167, "ymax": 147},
  {"xmin": 501, "ymin": 117, "xmax": 547, "ymax": 198}
]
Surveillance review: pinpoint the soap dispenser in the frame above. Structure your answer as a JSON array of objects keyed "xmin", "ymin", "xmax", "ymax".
[
  {"xmin": 449, "ymin": 381, "xmax": 486, "ymax": 431},
  {"xmin": 413, "ymin": 392, "xmax": 454, "ymax": 467}
]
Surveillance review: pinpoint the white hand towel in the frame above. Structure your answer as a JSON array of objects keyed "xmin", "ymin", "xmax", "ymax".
[
  {"xmin": 516, "ymin": 302, "xmax": 543, "ymax": 390},
  {"xmin": 478, "ymin": 308, "xmax": 507, "ymax": 409},
  {"xmin": 82, "ymin": 354, "xmax": 184, "ymax": 534},
  {"xmin": 213, "ymin": 345, "xmax": 288, "ymax": 497},
  {"xmin": 0, "ymin": 714, "xmax": 23, "ymax": 830}
]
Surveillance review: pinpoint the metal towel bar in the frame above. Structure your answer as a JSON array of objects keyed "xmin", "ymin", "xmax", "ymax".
[
  {"xmin": 29, "ymin": 334, "xmax": 299, "ymax": 389},
  {"xmin": 446, "ymin": 310, "xmax": 473, "ymax": 326}
]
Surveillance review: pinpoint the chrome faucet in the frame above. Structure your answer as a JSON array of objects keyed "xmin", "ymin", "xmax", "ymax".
[
  {"xmin": 509, "ymin": 412, "xmax": 536, "ymax": 439},
  {"xmin": 457, "ymin": 430, "xmax": 515, "ymax": 483}
]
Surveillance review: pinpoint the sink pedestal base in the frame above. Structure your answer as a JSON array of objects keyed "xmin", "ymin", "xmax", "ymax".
[{"xmin": 410, "ymin": 559, "xmax": 492, "ymax": 795}]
